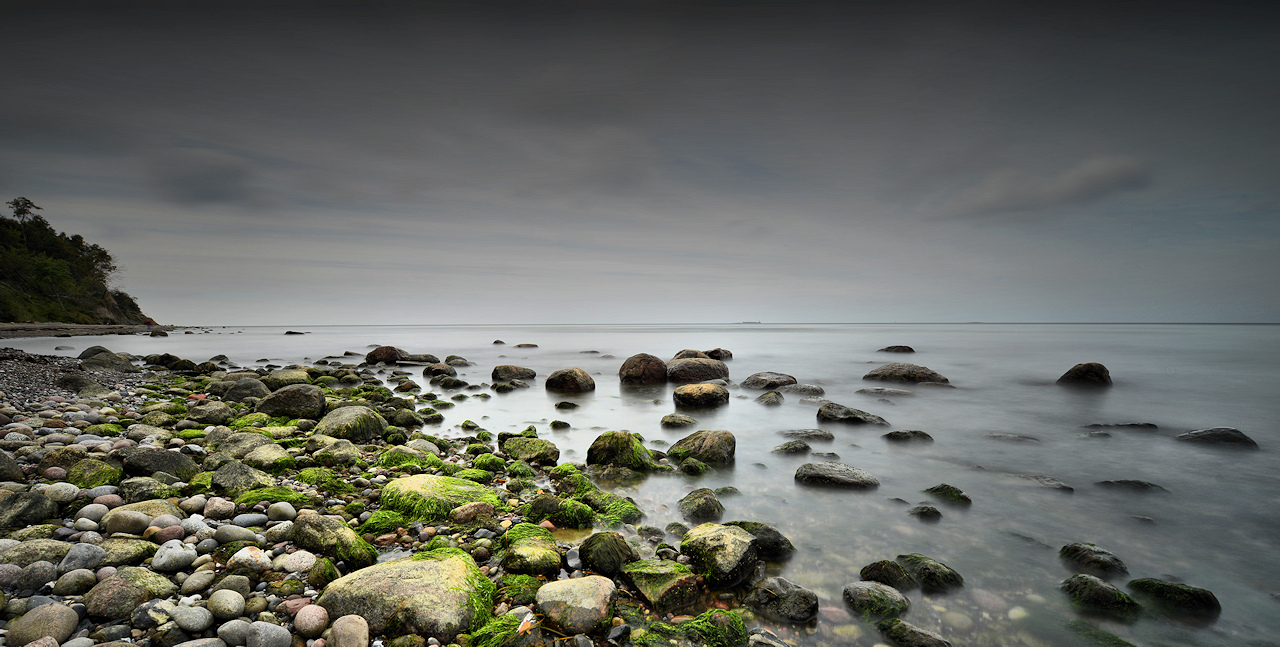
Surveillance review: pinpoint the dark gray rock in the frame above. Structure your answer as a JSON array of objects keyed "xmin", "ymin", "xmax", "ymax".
[
  {"xmin": 1059, "ymin": 543, "xmax": 1128, "ymax": 577},
  {"xmin": 618, "ymin": 354, "xmax": 666, "ymax": 385},
  {"xmin": 741, "ymin": 372, "xmax": 797, "ymax": 390},
  {"xmin": 1174, "ymin": 427, "xmax": 1258, "ymax": 449},
  {"xmin": 817, "ymin": 403, "xmax": 889, "ymax": 426},
  {"xmin": 254, "ymin": 384, "xmax": 326, "ymax": 419},
  {"xmin": 1056, "ymin": 362, "xmax": 1112, "ymax": 386},
  {"xmin": 745, "ymin": 577, "xmax": 818, "ymax": 623},
  {"xmin": 1061, "ymin": 573, "xmax": 1140, "ymax": 618},
  {"xmin": 794, "ymin": 462, "xmax": 879, "ymax": 489},
  {"xmin": 678, "ymin": 488, "xmax": 724, "ymax": 523},
  {"xmin": 863, "ymin": 363, "xmax": 949, "ymax": 384}
]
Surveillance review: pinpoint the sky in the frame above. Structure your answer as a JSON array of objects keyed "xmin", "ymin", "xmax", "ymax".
[{"xmin": 3, "ymin": 0, "xmax": 1278, "ymax": 324}]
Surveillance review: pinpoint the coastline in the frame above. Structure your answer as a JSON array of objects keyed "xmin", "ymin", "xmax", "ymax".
[{"xmin": 0, "ymin": 322, "xmax": 179, "ymax": 340}]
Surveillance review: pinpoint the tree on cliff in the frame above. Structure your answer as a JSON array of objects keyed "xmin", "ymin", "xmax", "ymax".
[{"xmin": 0, "ymin": 197, "xmax": 149, "ymax": 324}]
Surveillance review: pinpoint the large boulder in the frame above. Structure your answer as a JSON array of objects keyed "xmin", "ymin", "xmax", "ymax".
[
  {"xmin": 741, "ymin": 372, "xmax": 797, "ymax": 390},
  {"xmin": 1059, "ymin": 543, "xmax": 1127, "ymax": 578},
  {"xmin": 262, "ymin": 368, "xmax": 311, "ymax": 390},
  {"xmin": 211, "ymin": 461, "xmax": 275, "ymax": 497},
  {"xmin": 545, "ymin": 368, "xmax": 596, "ymax": 393},
  {"xmin": 314, "ymin": 406, "xmax": 387, "ymax": 443},
  {"xmin": 896, "ymin": 554, "xmax": 963, "ymax": 593},
  {"xmin": 0, "ymin": 450, "xmax": 24, "ymax": 481},
  {"xmin": 843, "ymin": 581, "xmax": 910, "ymax": 620},
  {"xmin": 817, "ymin": 402, "xmax": 889, "ymax": 426},
  {"xmin": 7, "ymin": 601, "xmax": 81, "ymax": 646},
  {"xmin": 1057, "ymin": 362, "xmax": 1112, "ymax": 386},
  {"xmin": 862, "ymin": 363, "xmax": 949, "ymax": 384},
  {"xmin": 291, "ymin": 513, "xmax": 377, "ymax": 569},
  {"xmin": 380, "ymin": 474, "xmax": 504, "ymax": 521},
  {"xmin": 795, "ymin": 462, "xmax": 879, "ymax": 489},
  {"xmin": 365, "ymin": 346, "xmax": 408, "ymax": 365},
  {"xmin": 84, "ymin": 566, "xmax": 178, "ymax": 619},
  {"xmin": 255, "ymin": 384, "xmax": 326, "ymax": 419},
  {"xmin": 723, "ymin": 521, "xmax": 795, "ymax": 561},
  {"xmin": 536, "ymin": 575, "xmax": 616, "ymax": 634},
  {"xmin": 678, "ymin": 488, "xmax": 724, "ymax": 523},
  {"xmin": 122, "ymin": 447, "xmax": 199, "ymax": 481},
  {"xmin": 1127, "ymin": 578, "xmax": 1220, "ymax": 614},
  {"xmin": 618, "ymin": 353, "xmax": 667, "ymax": 385},
  {"xmin": 877, "ymin": 618, "xmax": 952, "ymax": 647},
  {"xmin": 501, "ymin": 437, "xmax": 560, "ymax": 465},
  {"xmin": 672, "ymin": 384, "xmax": 729, "ymax": 408},
  {"xmin": 0, "ymin": 492, "xmax": 59, "ymax": 530},
  {"xmin": 622, "ymin": 559, "xmax": 699, "ymax": 612},
  {"xmin": 225, "ymin": 378, "xmax": 272, "ymax": 402},
  {"xmin": 80, "ymin": 350, "xmax": 139, "ymax": 373},
  {"xmin": 680, "ymin": 523, "xmax": 758, "ymax": 588},
  {"xmin": 492, "ymin": 365, "xmax": 536, "ymax": 382},
  {"xmin": 185, "ymin": 401, "xmax": 235, "ymax": 426},
  {"xmin": 586, "ymin": 431, "xmax": 662, "ymax": 472},
  {"xmin": 668, "ymin": 430, "xmax": 736, "ymax": 465},
  {"xmin": 1174, "ymin": 427, "xmax": 1259, "ymax": 449},
  {"xmin": 218, "ymin": 431, "xmax": 275, "ymax": 459},
  {"xmin": 316, "ymin": 549, "xmax": 493, "ymax": 640},
  {"xmin": 666, "ymin": 358, "xmax": 729, "ymax": 384},
  {"xmin": 1061, "ymin": 574, "xmax": 1140, "ymax": 618},
  {"xmin": 500, "ymin": 523, "xmax": 561, "ymax": 575},
  {"xmin": 579, "ymin": 532, "xmax": 639, "ymax": 577}
]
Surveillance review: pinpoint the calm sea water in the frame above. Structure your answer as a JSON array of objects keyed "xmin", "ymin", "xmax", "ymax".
[{"xmin": 10, "ymin": 323, "xmax": 1280, "ymax": 646}]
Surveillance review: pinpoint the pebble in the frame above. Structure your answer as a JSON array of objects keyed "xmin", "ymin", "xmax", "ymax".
[
  {"xmin": 1008, "ymin": 606, "xmax": 1029, "ymax": 620},
  {"xmin": 209, "ymin": 589, "xmax": 247, "ymax": 620},
  {"xmin": 295, "ymin": 604, "xmax": 330, "ymax": 637}
]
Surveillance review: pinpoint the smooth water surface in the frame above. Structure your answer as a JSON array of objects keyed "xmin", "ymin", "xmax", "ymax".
[{"xmin": 10, "ymin": 323, "xmax": 1280, "ymax": 646}]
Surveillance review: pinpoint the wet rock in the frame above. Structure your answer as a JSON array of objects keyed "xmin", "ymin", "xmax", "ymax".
[
  {"xmin": 661, "ymin": 413, "xmax": 698, "ymax": 428},
  {"xmin": 924, "ymin": 484, "xmax": 972, "ymax": 506},
  {"xmin": 883, "ymin": 430, "xmax": 933, "ymax": 443},
  {"xmin": 863, "ymin": 363, "xmax": 949, "ymax": 384},
  {"xmin": 877, "ymin": 346, "xmax": 915, "ymax": 353},
  {"xmin": 317, "ymin": 550, "xmax": 492, "ymax": 640},
  {"xmin": 666, "ymin": 358, "xmax": 729, "ymax": 384},
  {"xmin": 771, "ymin": 440, "xmax": 810, "ymax": 454},
  {"xmin": 1174, "ymin": 427, "xmax": 1259, "ymax": 449},
  {"xmin": 816, "ymin": 403, "xmax": 889, "ymax": 426},
  {"xmin": 366, "ymin": 346, "xmax": 409, "ymax": 365},
  {"xmin": 501, "ymin": 523, "xmax": 561, "ymax": 575},
  {"xmin": 7, "ymin": 601, "xmax": 81, "ymax": 646},
  {"xmin": 586, "ymin": 431, "xmax": 663, "ymax": 472},
  {"xmin": 0, "ymin": 491, "xmax": 58, "ymax": 529},
  {"xmin": 621, "ymin": 559, "xmax": 700, "ymax": 613},
  {"xmin": 254, "ymin": 383, "xmax": 326, "ymax": 419},
  {"xmin": 315, "ymin": 406, "xmax": 387, "ymax": 444},
  {"xmin": 618, "ymin": 354, "xmax": 667, "ymax": 385},
  {"xmin": 755, "ymin": 391, "xmax": 784, "ymax": 406},
  {"xmin": 778, "ymin": 429, "xmax": 833, "ymax": 441},
  {"xmin": 123, "ymin": 447, "xmax": 199, "ymax": 481},
  {"xmin": 843, "ymin": 580, "xmax": 910, "ymax": 620},
  {"xmin": 84, "ymin": 566, "xmax": 179, "ymax": 619},
  {"xmin": 1061, "ymin": 573, "xmax": 1140, "ymax": 618},
  {"xmin": 741, "ymin": 372, "xmax": 797, "ymax": 390},
  {"xmin": 876, "ymin": 618, "xmax": 952, "ymax": 647},
  {"xmin": 680, "ymin": 523, "xmax": 758, "ymax": 588},
  {"xmin": 1095, "ymin": 480, "xmax": 1168, "ymax": 492},
  {"xmin": 492, "ymin": 365, "xmax": 536, "ymax": 382},
  {"xmin": 778, "ymin": 383, "xmax": 825, "ymax": 395},
  {"xmin": 745, "ymin": 577, "xmax": 818, "ymax": 623},
  {"xmin": 1057, "ymin": 362, "xmax": 1111, "ymax": 386},
  {"xmin": 546, "ymin": 368, "xmax": 596, "ymax": 393},
  {"xmin": 678, "ymin": 489, "xmax": 724, "ymax": 523},
  {"xmin": 704, "ymin": 348, "xmax": 733, "ymax": 360},
  {"xmin": 1059, "ymin": 543, "xmax": 1128, "ymax": 578},
  {"xmin": 909, "ymin": 506, "xmax": 941, "ymax": 521},
  {"xmin": 1127, "ymin": 578, "xmax": 1221, "ymax": 614},
  {"xmin": 896, "ymin": 554, "xmax": 963, "ymax": 593},
  {"xmin": 536, "ymin": 575, "xmax": 616, "ymax": 634},
  {"xmin": 579, "ymin": 531, "xmax": 639, "ymax": 577},
  {"xmin": 672, "ymin": 383, "xmax": 730, "ymax": 408},
  {"xmin": 794, "ymin": 462, "xmax": 879, "ymax": 489},
  {"xmin": 722, "ymin": 521, "xmax": 795, "ymax": 561},
  {"xmin": 668, "ymin": 429, "xmax": 736, "ymax": 464},
  {"xmin": 292, "ymin": 513, "xmax": 377, "ymax": 569},
  {"xmin": 860, "ymin": 560, "xmax": 917, "ymax": 590},
  {"xmin": 857, "ymin": 387, "xmax": 917, "ymax": 397}
]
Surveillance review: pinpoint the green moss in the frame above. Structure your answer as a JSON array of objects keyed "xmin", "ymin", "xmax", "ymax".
[
  {"xmin": 1065, "ymin": 620, "xmax": 1138, "ymax": 647},
  {"xmin": 651, "ymin": 610, "xmax": 746, "ymax": 647},
  {"xmin": 507, "ymin": 461, "xmax": 535, "ymax": 479},
  {"xmin": 359, "ymin": 510, "xmax": 409, "ymax": 535},
  {"xmin": 337, "ymin": 535, "xmax": 379, "ymax": 567},
  {"xmin": 186, "ymin": 471, "xmax": 214, "ymax": 495},
  {"xmin": 345, "ymin": 501, "xmax": 365, "ymax": 516},
  {"xmin": 475, "ymin": 430, "xmax": 492, "ymax": 442},
  {"xmin": 1127, "ymin": 578, "xmax": 1220, "ymax": 613},
  {"xmin": 380, "ymin": 474, "xmax": 507, "ymax": 522},
  {"xmin": 177, "ymin": 429, "xmax": 207, "ymax": 440},
  {"xmin": 519, "ymin": 494, "xmax": 596, "ymax": 529},
  {"xmin": 84, "ymin": 423, "xmax": 124, "ymax": 436},
  {"xmin": 455, "ymin": 468, "xmax": 495, "ymax": 484},
  {"xmin": 276, "ymin": 438, "xmax": 307, "ymax": 449},
  {"xmin": 231, "ymin": 412, "xmax": 273, "ymax": 429},
  {"xmin": 296, "ymin": 467, "xmax": 356, "ymax": 495},
  {"xmin": 67, "ymin": 459, "xmax": 123, "ymax": 489},
  {"xmin": 502, "ymin": 522, "xmax": 554, "ymax": 548},
  {"xmin": 499, "ymin": 574, "xmax": 543, "ymax": 606},
  {"xmin": 924, "ymin": 483, "xmax": 972, "ymax": 505},
  {"xmin": 412, "ymin": 547, "xmax": 495, "ymax": 632},
  {"xmin": 473, "ymin": 453, "xmax": 506, "ymax": 473},
  {"xmin": 214, "ymin": 540, "xmax": 259, "ymax": 564},
  {"xmin": 472, "ymin": 613, "xmax": 522, "ymax": 647},
  {"xmin": 235, "ymin": 487, "xmax": 318, "ymax": 508},
  {"xmin": 377, "ymin": 446, "xmax": 438, "ymax": 470},
  {"xmin": 505, "ymin": 478, "xmax": 534, "ymax": 494},
  {"xmin": 465, "ymin": 443, "xmax": 490, "ymax": 455},
  {"xmin": 430, "ymin": 400, "xmax": 454, "ymax": 409}
]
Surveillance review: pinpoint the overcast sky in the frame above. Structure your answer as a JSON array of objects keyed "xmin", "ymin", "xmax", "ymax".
[{"xmin": 4, "ymin": 1, "xmax": 1278, "ymax": 324}]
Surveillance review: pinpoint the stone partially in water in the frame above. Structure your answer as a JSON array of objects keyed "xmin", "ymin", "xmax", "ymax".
[
  {"xmin": 1174, "ymin": 427, "xmax": 1259, "ymax": 449},
  {"xmin": 1061, "ymin": 574, "xmax": 1140, "ymax": 618},
  {"xmin": 860, "ymin": 560, "xmax": 917, "ymax": 590},
  {"xmin": 842, "ymin": 581, "xmax": 910, "ymax": 620},
  {"xmin": 817, "ymin": 402, "xmax": 889, "ymax": 426},
  {"xmin": 745, "ymin": 576, "xmax": 818, "ymax": 623},
  {"xmin": 1057, "ymin": 362, "xmax": 1112, "ymax": 386},
  {"xmin": 794, "ymin": 462, "xmax": 879, "ymax": 489},
  {"xmin": 741, "ymin": 372, "xmax": 797, "ymax": 390},
  {"xmin": 896, "ymin": 554, "xmax": 963, "ymax": 593},
  {"xmin": 876, "ymin": 618, "xmax": 952, "ymax": 647},
  {"xmin": 863, "ymin": 363, "xmax": 949, "ymax": 384},
  {"xmin": 1059, "ymin": 543, "xmax": 1128, "ymax": 578},
  {"xmin": 1127, "ymin": 578, "xmax": 1221, "ymax": 615}
]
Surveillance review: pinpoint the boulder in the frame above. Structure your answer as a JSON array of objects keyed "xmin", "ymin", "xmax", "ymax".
[
  {"xmin": 7, "ymin": 601, "xmax": 81, "ymax": 646},
  {"xmin": 67, "ymin": 458, "xmax": 123, "ymax": 489},
  {"xmin": 365, "ymin": 346, "xmax": 408, "ymax": 365},
  {"xmin": 704, "ymin": 348, "xmax": 733, "ymax": 360},
  {"xmin": 723, "ymin": 521, "xmax": 795, "ymax": 561},
  {"xmin": 862, "ymin": 363, "xmax": 949, "ymax": 384},
  {"xmin": 1174, "ymin": 427, "xmax": 1258, "ymax": 448},
  {"xmin": 185, "ymin": 401, "xmax": 235, "ymax": 425},
  {"xmin": 292, "ymin": 513, "xmax": 377, "ymax": 569},
  {"xmin": 877, "ymin": 346, "xmax": 915, "ymax": 353},
  {"xmin": 741, "ymin": 372, "xmax": 797, "ymax": 390},
  {"xmin": 876, "ymin": 618, "xmax": 952, "ymax": 647},
  {"xmin": 661, "ymin": 413, "xmax": 698, "ymax": 428},
  {"xmin": 744, "ymin": 577, "xmax": 818, "ymax": 623},
  {"xmin": 316, "ymin": 549, "xmax": 493, "ymax": 640},
  {"xmin": 0, "ymin": 491, "xmax": 58, "ymax": 530},
  {"xmin": 0, "ymin": 538, "xmax": 73, "ymax": 567},
  {"xmin": 1127, "ymin": 578, "xmax": 1220, "ymax": 614},
  {"xmin": 1059, "ymin": 543, "xmax": 1128, "ymax": 577},
  {"xmin": 255, "ymin": 384, "xmax": 326, "ymax": 419},
  {"xmin": 500, "ymin": 523, "xmax": 561, "ymax": 575},
  {"xmin": 536, "ymin": 575, "xmax": 616, "ymax": 634},
  {"xmin": 1061, "ymin": 574, "xmax": 1140, "ymax": 618},
  {"xmin": 211, "ymin": 461, "xmax": 275, "ymax": 497},
  {"xmin": 680, "ymin": 523, "xmax": 758, "ymax": 588},
  {"xmin": 666, "ymin": 358, "xmax": 729, "ymax": 383},
  {"xmin": 80, "ymin": 350, "xmax": 139, "ymax": 373},
  {"xmin": 545, "ymin": 368, "xmax": 596, "ymax": 393},
  {"xmin": 622, "ymin": 559, "xmax": 699, "ymax": 612},
  {"xmin": 817, "ymin": 403, "xmax": 889, "ymax": 426},
  {"xmin": 263, "ymin": 368, "xmax": 311, "ymax": 390},
  {"xmin": 896, "ymin": 554, "xmax": 963, "ymax": 593},
  {"xmin": 755, "ymin": 391, "xmax": 784, "ymax": 406},
  {"xmin": 678, "ymin": 488, "xmax": 724, "ymax": 523},
  {"xmin": 672, "ymin": 349, "xmax": 710, "ymax": 359},
  {"xmin": 501, "ymin": 437, "xmax": 560, "ymax": 465},
  {"xmin": 84, "ymin": 566, "xmax": 178, "ymax": 619},
  {"xmin": 668, "ymin": 429, "xmax": 736, "ymax": 465},
  {"xmin": 381, "ymin": 474, "xmax": 504, "ymax": 521},
  {"xmin": 586, "ymin": 431, "xmax": 662, "ymax": 472},
  {"xmin": 315, "ymin": 406, "xmax": 387, "ymax": 443},
  {"xmin": 123, "ymin": 447, "xmax": 199, "ymax": 481},
  {"xmin": 218, "ymin": 431, "xmax": 275, "ymax": 458},
  {"xmin": 579, "ymin": 532, "xmax": 639, "ymax": 577},
  {"xmin": 618, "ymin": 353, "xmax": 667, "ymax": 385},
  {"xmin": 1056, "ymin": 362, "xmax": 1111, "ymax": 386},
  {"xmin": 794, "ymin": 462, "xmax": 879, "ymax": 489},
  {"xmin": 843, "ymin": 580, "xmax": 910, "ymax": 620},
  {"xmin": 0, "ymin": 450, "xmax": 24, "ymax": 481},
  {"xmin": 860, "ymin": 560, "xmax": 917, "ymax": 590},
  {"xmin": 672, "ymin": 384, "xmax": 730, "ymax": 408},
  {"xmin": 491, "ymin": 365, "xmax": 536, "ymax": 381},
  {"xmin": 424, "ymin": 363, "xmax": 457, "ymax": 377}
]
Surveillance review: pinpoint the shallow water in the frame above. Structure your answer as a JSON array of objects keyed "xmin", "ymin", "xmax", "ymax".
[{"xmin": 9, "ymin": 323, "xmax": 1280, "ymax": 646}]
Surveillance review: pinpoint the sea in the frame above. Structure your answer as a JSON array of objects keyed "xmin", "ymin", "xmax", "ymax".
[{"xmin": 8, "ymin": 323, "xmax": 1279, "ymax": 646}]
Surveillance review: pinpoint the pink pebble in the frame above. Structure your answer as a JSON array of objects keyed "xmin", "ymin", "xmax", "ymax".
[
  {"xmin": 539, "ymin": 520, "xmax": 556, "ymax": 531},
  {"xmin": 42, "ymin": 467, "xmax": 67, "ymax": 480},
  {"xmin": 94, "ymin": 494, "xmax": 124, "ymax": 508},
  {"xmin": 96, "ymin": 566, "xmax": 117, "ymax": 581}
]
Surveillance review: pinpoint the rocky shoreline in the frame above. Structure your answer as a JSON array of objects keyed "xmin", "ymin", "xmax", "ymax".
[
  {"xmin": 0, "ymin": 345, "xmax": 1237, "ymax": 647},
  {"xmin": 0, "ymin": 325, "xmax": 181, "ymax": 341}
]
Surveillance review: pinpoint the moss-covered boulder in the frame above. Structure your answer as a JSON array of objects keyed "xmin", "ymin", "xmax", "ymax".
[
  {"xmin": 876, "ymin": 618, "xmax": 952, "ymax": 647},
  {"xmin": 579, "ymin": 531, "xmax": 639, "ymax": 577},
  {"xmin": 242, "ymin": 443, "xmax": 296, "ymax": 473},
  {"xmin": 722, "ymin": 521, "xmax": 795, "ymax": 562},
  {"xmin": 501, "ymin": 437, "xmax": 560, "ymax": 465},
  {"xmin": 262, "ymin": 368, "xmax": 312, "ymax": 390},
  {"xmin": 98, "ymin": 538, "xmax": 159, "ymax": 566},
  {"xmin": 1060, "ymin": 543, "xmax": 1128, "ymax": 578},
  {"xmin": 1061, "ymin": 573, "xmax": 1141, "ymax": 618},
  {"xmin": 0, "ymin": 539, "xmax": 73, "ymax": 567},
  {"xmin": 255, "ymin": 383, "xmax": 325, "ymax": 419},
  {"xmin": 896, "ymin": 554, "xmax": 963, "ymax": 593},
  {"xmin": 535, "ymin": 574, "xmax": 615, "ymax": 634},
  {"xmin": 678, "ymin": 488, "xmax": 724, "ymax": 523},
  {"xmin": 744, "ymin": 576, "xmax": 818, "ymax": 624},
  {"xmin": 500, "ymin": 523, "xmax": 561, "ymax": 575},
  {"xmin": 668, "ymin": 430, "xmax": 736, "ymax": 465},
  {"xmin": 680, "ymin": 523, "xmax": 758, "ymax": 588},
  {"xmin": 218, "ymin": 431, "xmax": 275, "ymax": 458},
  {"xmin": 67, "ymin": 458, "xmax": 123, "ymax": 489},
  {"xmin": 586, "ymin": 431, "xmax": 662, "ymax": 472},
  {"xmin": 653, "ymin": 609, "xmax": 746, "ymax": 647},
  {"xmin": 316, "ymin": 548, "xmax": 493, "ymax": 640},
  {"xmin": 1127, "ymin": 578, "xmax": 1220, "ymax": 614},
  {"xmin": 84, "ymin": 566, "xmax": 178, "ymax": 619},
  {"xmin": 622, "ymin": 558, "xmax": 699, "ymax": 613},
  {"xmin": 210, "ymin": 461, "xmax": 275, "ymax": 497},
  {"xmin": 315, "ymin": 405, "xmax": 387, "ymax": 444},
  {"xmin": 118, "ymin": 477, "xmax": 180, "ymax": 503},
  {"xmin": 381, "ymin": 474, "xmax": 505, "ymax": 521},
  {"xmin": 545, "ymin": 368, "xmax": 595, "ymax": 393},
  {"xmin": 548, "ymin": 464, "xmax": 645, "ymax": 526},
  {"xmin": 860, "ymin": 560, "xmax": 917, "ymax": 590},
  {"xmin": 291, "ymin": 513, "xmax": 378, "ymax": 569},
  {"xmin": 521, "ymin": 494, "xmax": 595, "ymax": 529},
  {"xmin": 314, "ymin": 438, "xmax": 363, "ymax": 467},
  {"xmin": 924, "ymin": 483, "xmax": 972, "ymax": 506},
  {"xmin": 842, "ymin": 581, "xmax": 910, "ymax": 620}
]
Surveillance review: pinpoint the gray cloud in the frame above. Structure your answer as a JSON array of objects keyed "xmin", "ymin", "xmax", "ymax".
[
  {"xmin": 147, "ymin": 148, "xmax": 259, "ymax": 206},
  {"xmin": 944, "ymin": 155, "xmax": 1150, "ymax": 218}
]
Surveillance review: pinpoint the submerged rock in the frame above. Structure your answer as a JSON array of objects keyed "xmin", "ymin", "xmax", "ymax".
[
  {"xmin": 896, "ymin": 554, "xmax": 963, "ymax": 593},
  {"xmin": 884, "ymin": 430, "xmax": 933, "ymax": 443},
  {"xmin": 745, "ymin": 577, "xmax": 819, "ymax": 623},
  {"xmin": 678, "ymin": 488, "xmax": 724, "ymax": 523},
  {"xmin": 877, "ymin": 618, "xmax": 952, "ymax": 647},
  {"xmin": 860, "ymin": 560, "xmax": 917, "ymax": 590},
  {"xmin": 1059, "ymin": 543, "xmax": 1128, "ymax": 577},
  {"xmin": 618, "ymin": 354, "xmax": 667, "ymax": 385},
  {"xmin": 1127, "ymin": 578, "xmax": 1221, "ymax": 614},
  {"xmin": 816, "ymin": 403, "xmax": 889, "ymax": 426},
  {"xmin": 1057, "ymin": 362, "xmax": 1112, "ymax": 386},
  {"xmin": 863, "ymin": 363, "xmax": 949, "ymax": 384},
  {"xmin": 794, "ymin": 462, "xmax": 879, "ymax": 489},
  {"xmin": 843, "ymin": 581, "xmax": 910, "ymax": 620},
  {"xmin": 1174, "ymin": 427, "xmax": 1259, "ymax": 449},
  {"xmin": 1095, "ymin": 480, "xmax": 1168, "ymax": 492},
  {"xmin": 877, "ymin": 345, "xmax": 915, "ymax": 353},
  {"xmin": 1061, "ymin": 573, "xmax": 1140, "ymax": 618}
]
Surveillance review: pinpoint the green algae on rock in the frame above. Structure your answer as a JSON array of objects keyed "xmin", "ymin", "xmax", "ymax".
[
  {"xmin": 381, "ymin": 474, "xmax": 506, "ymax": 521},
  {"xmin": 500, "ymin": 522, "xmax": 561, "ymax": 575}
]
